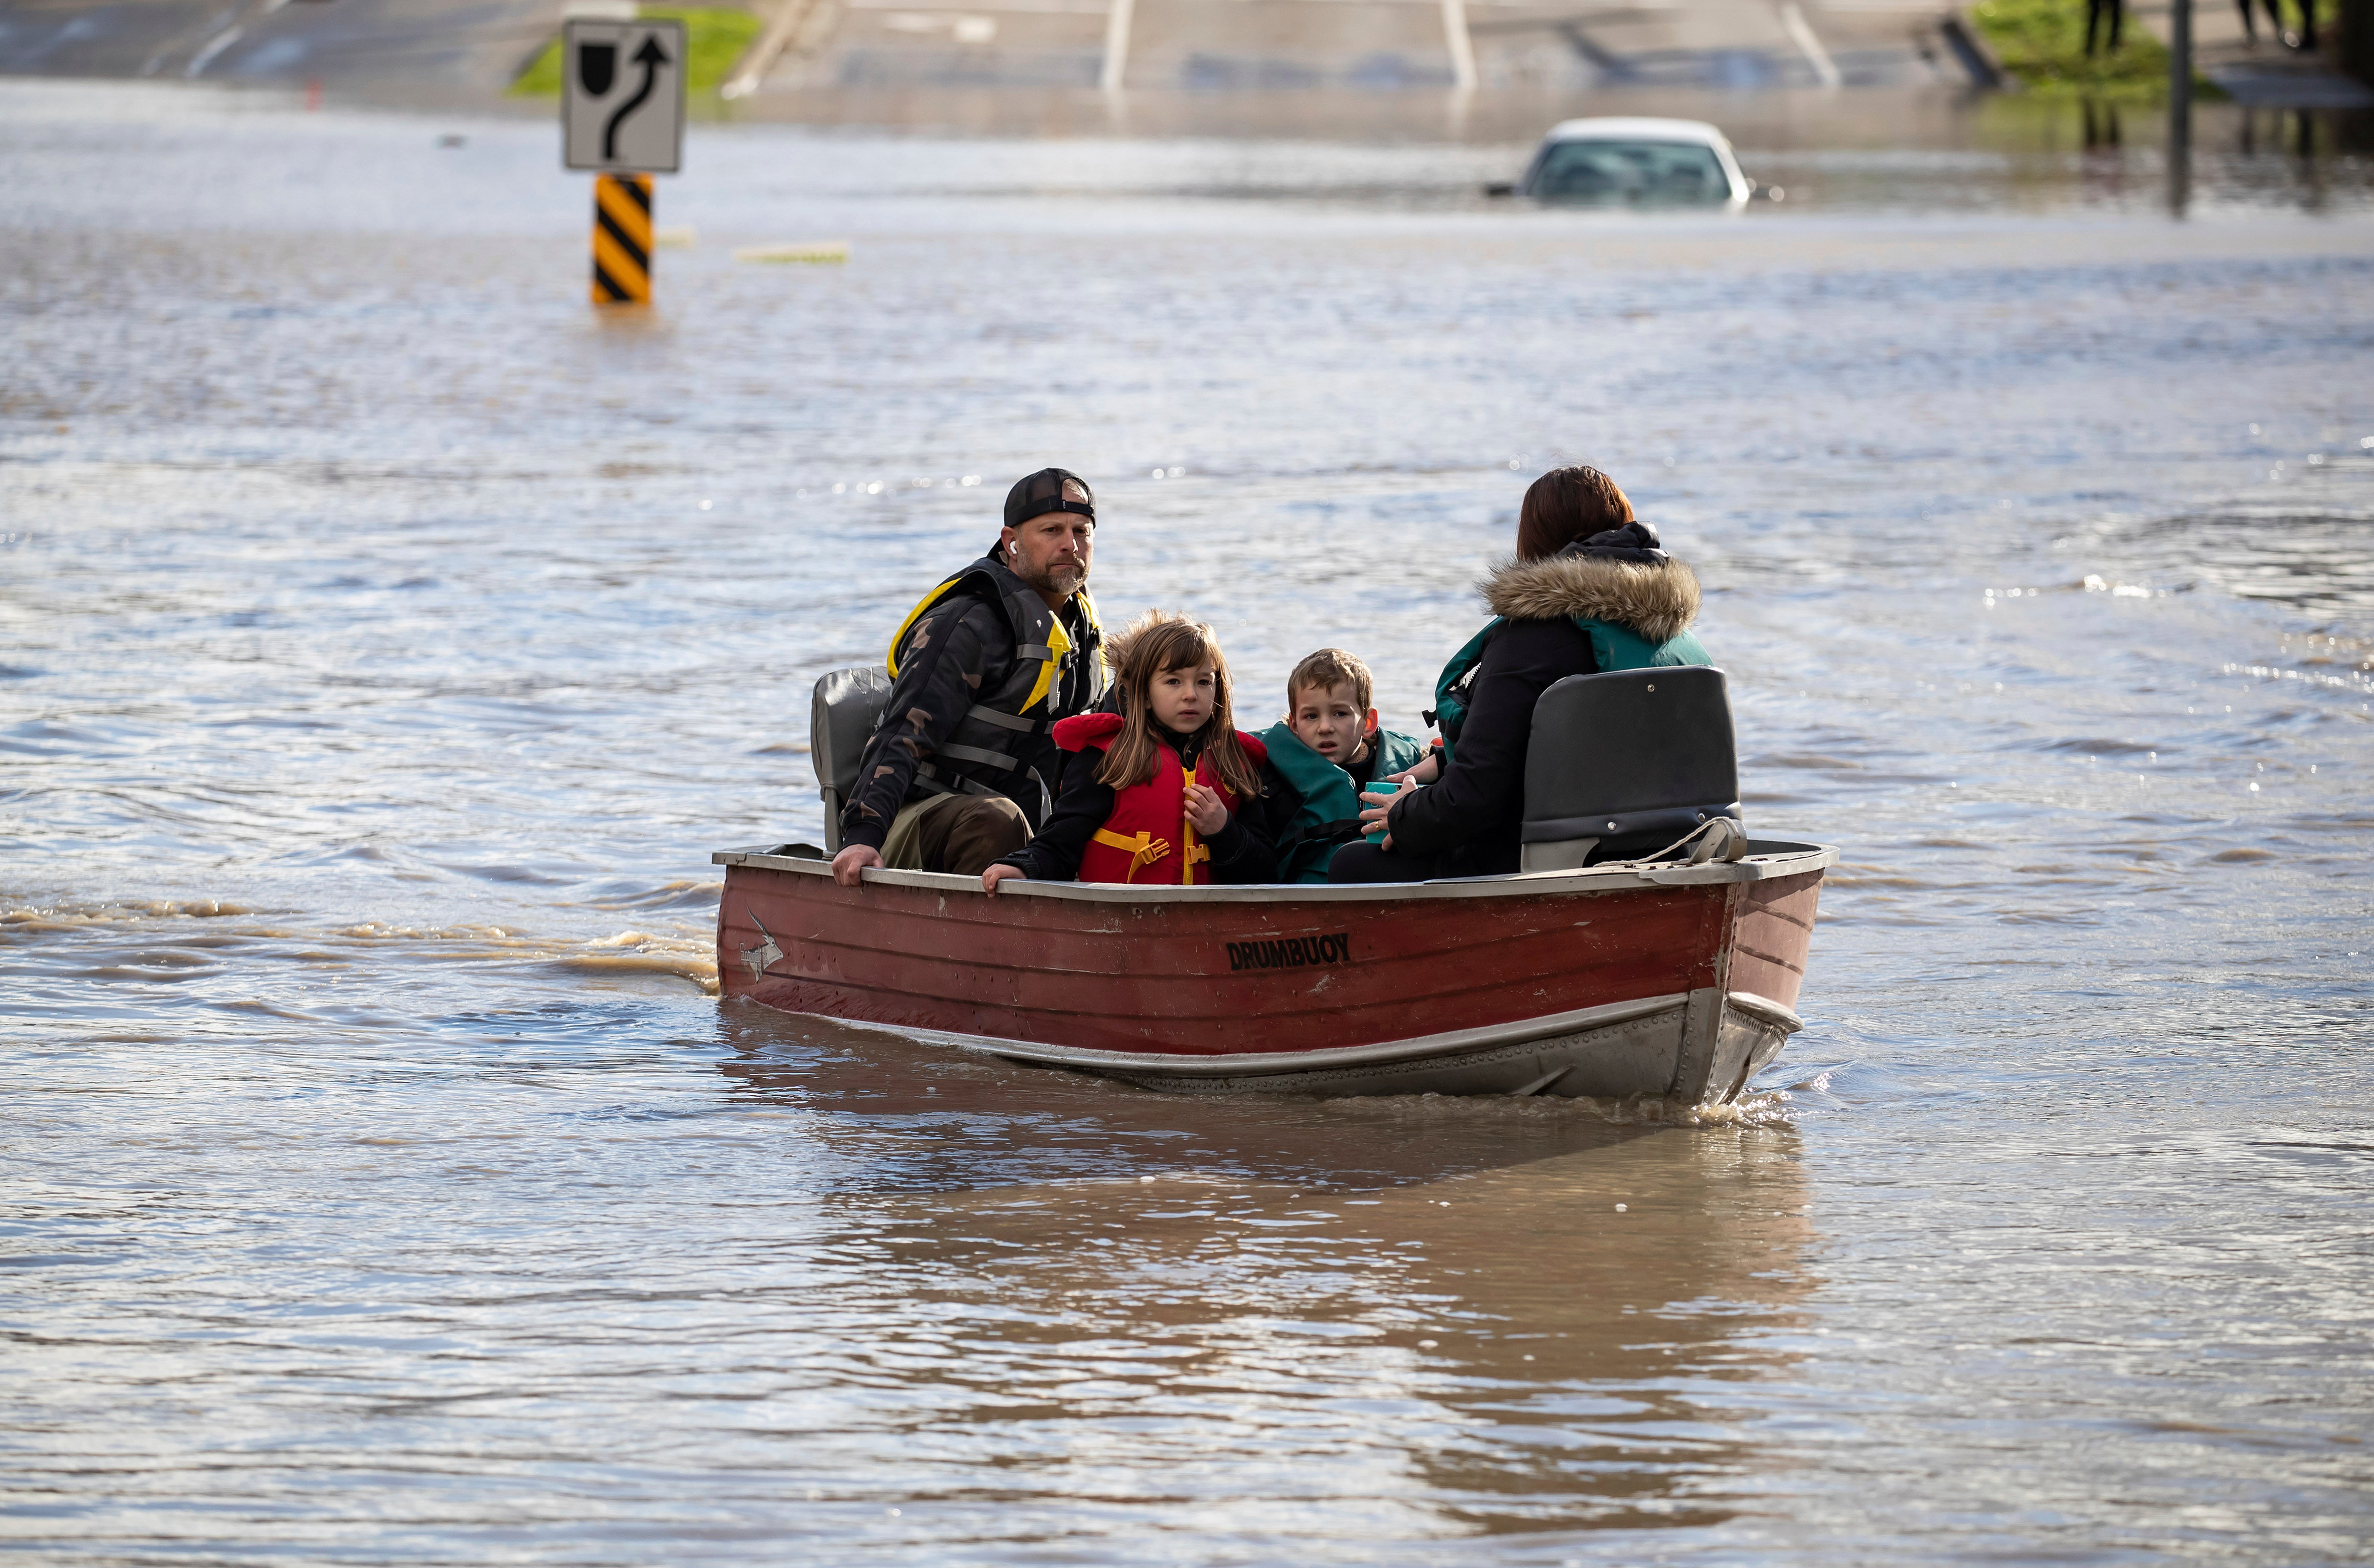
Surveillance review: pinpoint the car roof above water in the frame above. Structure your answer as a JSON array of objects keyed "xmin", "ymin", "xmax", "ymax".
[{"xmin": 1540, "ymin": 117, "xmax": 1733, "ymax": 147}]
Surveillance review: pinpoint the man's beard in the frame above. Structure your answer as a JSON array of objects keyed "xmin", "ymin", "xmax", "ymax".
[{"xmin": 1016, "ymin": 554, "xmax": 1087, "ymax": 598}]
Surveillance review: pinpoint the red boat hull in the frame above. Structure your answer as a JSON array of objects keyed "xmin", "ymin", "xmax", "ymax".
[{"xmin": 714, "ymin": 845, "xmax": 1829, "ymax": 1104}]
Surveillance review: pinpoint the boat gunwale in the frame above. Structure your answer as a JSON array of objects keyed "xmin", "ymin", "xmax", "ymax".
[{"xmin": 711, "ymin": 841, "xmax": 1836, "ymax": 903}]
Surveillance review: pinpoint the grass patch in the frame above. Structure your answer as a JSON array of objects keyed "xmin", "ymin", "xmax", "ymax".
[
  {"xmin": 1969, "ymin": 0, "xmax": 2191, "ymax": 98},
  {"xmin": 509, "ymin": 5, "xmax": 763, "ymax": 97}
]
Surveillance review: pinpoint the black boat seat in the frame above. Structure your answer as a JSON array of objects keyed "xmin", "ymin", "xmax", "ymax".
[
  {"xmin": 811, "ymin": 666, "xmax": 893, "ymax": 854},
  {"xmin": 1520, "ymin": 666, "xmax": 1744, "ymax": 872}
]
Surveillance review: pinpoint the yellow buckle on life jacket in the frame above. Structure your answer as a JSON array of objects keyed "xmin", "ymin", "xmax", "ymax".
[
  {"xmin": 1173, "ymin": 754, "xmax": 1218, "ymax": 886},
  {"xmin": 1093, "ymin": 827, "xmax": 1171, "ymax": 881},
  {"xmin": 1182, "ymin": 805, "xmax": 1210, "ymax": 885}
]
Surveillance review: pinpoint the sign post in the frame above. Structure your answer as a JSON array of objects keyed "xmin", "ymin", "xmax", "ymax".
[
  {"xmin": 562, "ymin": 17, "xmax": 685, "ymax": 305},
  {"xmin": 2167, "ymin": 0, "xmax": 2192, "ymax": 215},
  {"xmin": 590, "ymin": 172, "xmax": 655, "ymax": 303}
]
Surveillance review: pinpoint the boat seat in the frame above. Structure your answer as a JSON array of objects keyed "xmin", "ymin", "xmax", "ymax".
[
  {"xmin": 1520, "ymin": 666, "xmax": 1743, "ymax": 872},
  {"xmin": 811, "ymin": 665, "xmax": 893, "ymax": 854}
]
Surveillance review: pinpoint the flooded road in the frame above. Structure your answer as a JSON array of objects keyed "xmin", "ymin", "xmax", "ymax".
[{"xmin": 4, "ymin": 80, "xmax": 2373, "ymax": 1563}]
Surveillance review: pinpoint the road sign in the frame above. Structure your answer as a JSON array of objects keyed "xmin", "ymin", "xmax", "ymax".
[{"xmin": 562, "ymin": 18, "xmax": 684, "ymax": 175}]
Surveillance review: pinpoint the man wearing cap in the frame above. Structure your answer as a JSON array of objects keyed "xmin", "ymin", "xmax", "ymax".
[{"xmin": 831, "ymin": 470, "xmax": 1108, "ymax": 887}]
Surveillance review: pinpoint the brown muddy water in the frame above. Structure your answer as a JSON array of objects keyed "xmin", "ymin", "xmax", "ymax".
[{"xmin": 3, "ymin": 77, "xmax": 2372, "ymax": 1565}]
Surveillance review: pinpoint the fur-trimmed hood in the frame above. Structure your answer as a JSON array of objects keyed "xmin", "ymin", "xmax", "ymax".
[{"xmin": 1481, "ymin": 551, "xmax": 1701, "ymax": 644}]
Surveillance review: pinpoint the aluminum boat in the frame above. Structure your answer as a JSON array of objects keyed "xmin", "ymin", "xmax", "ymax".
[{"xmin": 712, "ymin": 841, "xmax": 1831, "ymax": 1105}]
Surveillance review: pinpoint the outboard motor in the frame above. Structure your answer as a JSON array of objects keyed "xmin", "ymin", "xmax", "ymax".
[
  {"xmin": 1520, "ymin": 667, "xmax": 1744, "ymax": 871},
  {"xmin": 810, "ymin": 666, "xmax": 893, "ymax": 854}
]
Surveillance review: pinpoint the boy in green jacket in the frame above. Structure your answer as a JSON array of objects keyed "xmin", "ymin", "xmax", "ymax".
[{"xmin": 1256, "ymin": 649, "xmax": 1433, "ymax": 883}]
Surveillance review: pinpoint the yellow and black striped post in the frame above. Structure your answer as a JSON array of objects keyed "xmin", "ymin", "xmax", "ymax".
[{"xmin": 591, "ymin": 173, "xmax": 653, "ymax": 305}]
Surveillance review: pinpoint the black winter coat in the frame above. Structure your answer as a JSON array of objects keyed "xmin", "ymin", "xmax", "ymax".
[
  {"xmin": 1384, "ymin": 543, "xmax": 1709, "ymax": 876},
  {"xmin": 1383, "ymin": 617, "xmax": 1599, "ymax": 875}
]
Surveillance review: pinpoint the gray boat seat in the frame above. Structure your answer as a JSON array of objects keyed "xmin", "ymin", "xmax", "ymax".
[
  {"xmin": 1520, "ymin": 666, "xmax": 1744, "ymax": 872},
  {"xmin": 811, "ymin": 666, "xmax": 893, "ymax": 854}
]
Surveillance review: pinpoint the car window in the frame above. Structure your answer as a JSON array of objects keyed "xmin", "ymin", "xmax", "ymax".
[{"xmin": 1527, "ymin": 141, "xmax": 1731, "ymax": 202}]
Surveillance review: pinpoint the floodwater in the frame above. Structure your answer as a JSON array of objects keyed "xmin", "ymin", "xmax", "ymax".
[{"xmin": 4, "ymin": 77, "xmax": 2373, "ymax": 1564}]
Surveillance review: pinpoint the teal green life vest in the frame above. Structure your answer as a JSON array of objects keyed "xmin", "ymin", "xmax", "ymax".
[
  {"xmin": 1428, "ymin": 617, "xmax": 1710, "ymax": 762},
  {"xmin": 1255, "ymin": 721, "xmax": 1431, "ymax": 883}
]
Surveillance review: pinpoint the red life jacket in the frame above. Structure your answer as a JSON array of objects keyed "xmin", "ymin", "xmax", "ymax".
[{"xmin": 1053, "ymin": 713, "xmax": 1269, "ymax": 886}]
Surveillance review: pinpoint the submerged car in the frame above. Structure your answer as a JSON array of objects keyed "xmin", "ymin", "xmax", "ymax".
[{"xmin": 1493, "ymin": 118, "xmax": 1757, "ymax": 207}]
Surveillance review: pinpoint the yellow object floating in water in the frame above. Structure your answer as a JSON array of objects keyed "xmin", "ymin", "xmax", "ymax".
[
  {"xmin": 654, "ymin": 225, "xmax": 697, "ymax": 249},
  {"xmin": 732, "ymin": 241, "xmax": 850, "ymax": 265}
]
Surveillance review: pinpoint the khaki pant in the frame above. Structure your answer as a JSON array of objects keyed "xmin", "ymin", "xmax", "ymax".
[{"xmin": 879, "ymin": 792, "xmax": 1028, "ymax": 875}]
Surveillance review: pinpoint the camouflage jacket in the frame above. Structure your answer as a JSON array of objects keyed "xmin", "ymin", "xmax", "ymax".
[{"xmin": 839, "ymin": 553, "xmax": 1103, "ymax": 852}]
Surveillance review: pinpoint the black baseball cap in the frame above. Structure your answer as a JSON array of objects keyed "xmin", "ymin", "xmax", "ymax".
[{"xmin": 1003, "ymin": 468, "xmax": 1095, "ymax": 532}]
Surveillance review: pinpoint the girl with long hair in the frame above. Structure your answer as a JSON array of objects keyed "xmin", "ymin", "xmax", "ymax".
[{"xmin": 983, "ymin": 611, "xmax": 1277, "ymax": 890}]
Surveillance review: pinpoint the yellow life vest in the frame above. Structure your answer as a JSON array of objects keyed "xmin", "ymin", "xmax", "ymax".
[{"xmin": 888, "ymin": 573, "xmax": 1104, "ymax": 714}]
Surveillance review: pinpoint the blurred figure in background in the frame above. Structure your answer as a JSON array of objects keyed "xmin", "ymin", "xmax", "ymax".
[{"xmin": 2087, "ymin": 0, "xmax": 2124, "ymax": 56}]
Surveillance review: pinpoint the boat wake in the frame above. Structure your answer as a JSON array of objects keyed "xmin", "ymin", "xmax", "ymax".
[
  {"xmin": 1321, "ymin": 1086, "xmax": 1796, "ymax": 1127},
  {"xmin": 2, "ymin": 898, "xmax": 722, "ymax": 996}
]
